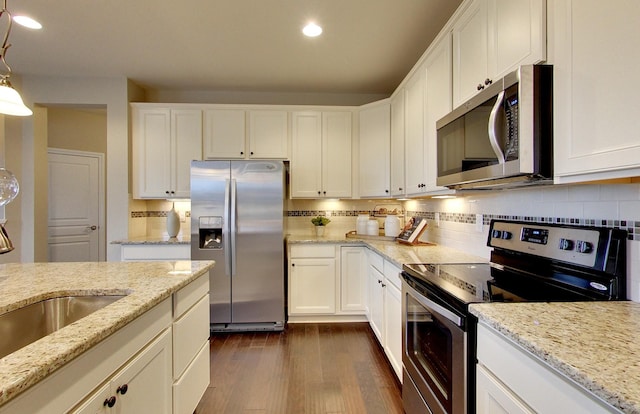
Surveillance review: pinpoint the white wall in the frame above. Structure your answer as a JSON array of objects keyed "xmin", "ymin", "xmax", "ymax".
[{"xmin": 12, "ymin": 75, "xmax": 131, "ymax": 262}]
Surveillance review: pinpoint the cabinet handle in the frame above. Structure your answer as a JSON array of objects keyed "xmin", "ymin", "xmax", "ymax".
[
  {"xmin": 104, "ymin": 396, "xmax": 116, "ymax": 408},
  {"xmin": 381, "ymin": 283, "xmax": 387, "ymax": 288},
  {"xmin": 477, "ymin": 84, "xmax": 484, "ymax": 91},
  {"xmin": 484, "ymin": 78, "xmax": 493, "ymax": 86},
  {"xmin": 377, "ymin": 279, "xmax": 382, "ymax": 284},
  {"xmin": 117, "ymin": 384, "xmax": 129, "ymax": 395}
]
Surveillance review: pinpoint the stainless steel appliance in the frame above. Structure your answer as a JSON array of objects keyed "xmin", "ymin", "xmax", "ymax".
[
  {"xmin": 191, "ymin": 160, "xmax": 285, "ymax": 332},
  {"xmin": 401, "ymin": 220, "xmax": 627, "ymax": 414},
  {"xmin": 436, "ymin": 65, "xmax": 553, "ymax": 190}
]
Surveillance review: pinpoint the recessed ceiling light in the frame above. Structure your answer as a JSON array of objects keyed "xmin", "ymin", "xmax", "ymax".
[
  {"xmin": 302, "ymin": 22, "xmax": 322, "ymax": 37},
  {"xmin": 13, "ymin": 15, "xmax": 42, "ymax": 29}
]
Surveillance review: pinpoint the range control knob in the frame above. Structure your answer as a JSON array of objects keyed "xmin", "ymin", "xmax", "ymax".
[
  {"xmin": 491, "ymin": 230, "xmax": 502, "ymax": 239},
  {"xmin": 559, "ymin": 238, "xmax": 574, "ymax": 251},
  {"xmin": 576, "ymin": 240, "xmax": 593, "ymax": 254},
  {"xmin": 500, "ymin": 231, "xmax": 512, "ymax": 240}
]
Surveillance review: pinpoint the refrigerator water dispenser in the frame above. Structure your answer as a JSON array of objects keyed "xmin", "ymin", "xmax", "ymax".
[{"xmin": 199, "ymin": 216, "xmax": 223, "ymax": 249}]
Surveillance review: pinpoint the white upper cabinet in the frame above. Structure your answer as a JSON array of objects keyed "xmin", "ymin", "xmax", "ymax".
[
  {"xmin": 132, "ymin": 106, "xmax": 202, "ymax": 199},
  {"xmin": 404, "ymin": 60, "xmax": 427, "ymax": 196},
  {"xmin": 291, "ymin": 111, "xmax": 352, "ymax": 198},
  {"xmin": 204, "ymin": 109, "xmax": 288, "ymax": 159},
  {"xmin": 248, "ymin": 110, "xmax": 289, "ymax": 159},
  {"xmin": 551, "ymin": 0, "xmax": 640, "ymax": 182},
  {"xmin": 359, "ymin": 100, "xmax": 391, "ymax": 198},
  {"xmin": 452, "ymin": 0, "xmax": 546, "ymax": 107},
  {"xmin": 390, "ymin": 92, "xmax": 405, "ymax": 197},
  {"xmin": 203, "ymin": 109, "xmax": 246, "ymax": 159},
  {"xmin": 424, "ymin": 32, "xmax": 455, "ymax": 194}
]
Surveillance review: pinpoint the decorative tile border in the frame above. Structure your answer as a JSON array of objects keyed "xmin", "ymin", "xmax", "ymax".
[{"xmin": 131, "ymin": 211, "xmax": 191, "ymax": 218}]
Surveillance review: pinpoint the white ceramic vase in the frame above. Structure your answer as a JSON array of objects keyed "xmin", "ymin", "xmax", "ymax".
[
  {"xmin": 166, "ymin": 203, "xmax": 180, "ymax": 238},
  {"xmin": 315, "ymin": 226, "xmax": 325, "ymax": 237}
]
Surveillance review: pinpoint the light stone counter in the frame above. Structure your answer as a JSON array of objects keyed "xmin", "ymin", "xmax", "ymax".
[
  {"xmin": 470, "ymin": 302, "xmax": 640, "ymax": 413},
  {"xmin": 0, "ymin": 260, "xmax": 214, "ymax": 407},
  {"xmin": 287, "ymin": 234, "xmax": 486, "ymax": 267},
  {"xmin": 111, "ymin": 235, "xmax": 190, "ymax": 245}
]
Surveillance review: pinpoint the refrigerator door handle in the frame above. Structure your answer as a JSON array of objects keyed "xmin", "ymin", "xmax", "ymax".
[
  {"xmin": 223, "ymin": 178, "xmax": 231, "ymax": 278},
  {"xmin": 230, "ymin": 178, "xmax": 237, "ymax": 277}
]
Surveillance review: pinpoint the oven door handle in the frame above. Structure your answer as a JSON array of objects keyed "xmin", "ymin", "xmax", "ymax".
[{"xmin": 406, "ymin": 282, "xmax": 464, "ymax": 327}]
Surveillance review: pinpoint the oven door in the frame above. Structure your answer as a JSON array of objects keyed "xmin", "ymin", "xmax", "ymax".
[{"xmin": 402, "ymin": 277, "xmax": 467, "ymax": 414}]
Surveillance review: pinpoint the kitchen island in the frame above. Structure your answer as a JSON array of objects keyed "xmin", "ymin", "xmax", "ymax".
[
  {"xmin": 0, "ymin": 260, "xmax": 214, "ymax": 413},
  {"xmin": 470, "ymin": 302, "xmax": 640, "ymax": 413}
]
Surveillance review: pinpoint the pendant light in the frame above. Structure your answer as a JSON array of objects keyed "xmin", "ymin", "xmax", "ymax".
[{"xmin": 0, "ymin": 0, "xmax": 32, "ymax": 116}]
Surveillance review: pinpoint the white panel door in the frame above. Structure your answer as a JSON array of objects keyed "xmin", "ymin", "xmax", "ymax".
[
  {"xmin": 322, "ymin": 111, "xmax": 353, "ymax": 198},
  {"xmin": 290, "ymin": 112, "xmax": 323, "ymax": 198},
  {"xmin": 48, "ymin": 150, "xmax": 102, "ymax": 262}
]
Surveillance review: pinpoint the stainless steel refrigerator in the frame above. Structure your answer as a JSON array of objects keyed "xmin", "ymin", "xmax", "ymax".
[{"xmin": 190, "ymin": 160, "xmax": 285, "ymax": 331}]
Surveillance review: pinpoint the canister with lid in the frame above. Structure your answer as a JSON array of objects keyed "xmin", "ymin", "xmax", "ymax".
[
  {"xmin": 384, "ymin": 214, "xmax": 401, "ymax": 237},
  {"xmin": 366, "ymin": 219, "xmax": 379, "ymax": 236},
  {"xmin": 356, "ymin": 214, "xmax": 369, "ymax": 235}
]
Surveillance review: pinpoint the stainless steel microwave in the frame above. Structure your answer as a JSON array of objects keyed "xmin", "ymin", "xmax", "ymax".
[{"xmin": 436, "ymin": 65, "xmax": 553, "ymax": 190}]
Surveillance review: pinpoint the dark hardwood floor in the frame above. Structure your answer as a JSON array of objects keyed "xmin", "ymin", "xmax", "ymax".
[{"xmin": 195, "ymin": 323, "xmax": 404, "ymax": 414}]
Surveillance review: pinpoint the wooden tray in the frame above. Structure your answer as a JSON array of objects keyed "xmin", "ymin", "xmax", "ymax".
[{"xmin": 345, "ymin": 230, "xmax": 397, "ymax": 242}]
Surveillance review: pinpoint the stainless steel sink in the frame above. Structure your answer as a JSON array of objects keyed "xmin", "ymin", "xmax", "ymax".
[{"xmin": 0, "ymin": 295, "xmax": 126, "ymax": 359}]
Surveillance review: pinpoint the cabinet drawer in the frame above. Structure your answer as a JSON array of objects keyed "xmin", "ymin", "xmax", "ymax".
[
  {"xmin": 120, "ymin": 244, "xmax": 190, "ymax": 261},
  {"xmin": 366, "ymin": 249, "xmax": 384, "ymax": 272},
  {"xmin": 173, "ymin": 340, "xmax": 210, "ymax": 414},
  {"xmin": 173, "ymin": 295, "xmax": 210, "ymax": 379},
  {"xmin": 173, "ymin": 272, "xmax": 209, "ymax": 318},
  {"xmin": 383, "ymin": 260, "xmax": 402, "ymax": 290},
  {"xmin": 290, "ymin": 244, "xmax": 336, "ymax": 258}
]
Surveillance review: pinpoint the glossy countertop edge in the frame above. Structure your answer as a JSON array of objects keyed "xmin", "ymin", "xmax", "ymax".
[
  {"xmin": 0, "ymin": 260, "xmax": 214, "ymax": 407},
  {"xmin": 286, "ymin": 234, "xmax": 487, "ymax": 268},
  {"xmin": 470, "ymin": 302, "xmax": 640, "ymax": 414}
]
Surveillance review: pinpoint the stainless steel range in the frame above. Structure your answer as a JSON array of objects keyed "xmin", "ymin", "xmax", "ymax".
[{"xmin": 401, "ymin": 219, "xmax": 627, "ymax": 414}]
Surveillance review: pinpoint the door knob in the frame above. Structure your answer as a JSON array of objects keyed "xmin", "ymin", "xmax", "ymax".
[{"xmin": 87, "ymin": 225, "xmax": 98, "ymax": 231}]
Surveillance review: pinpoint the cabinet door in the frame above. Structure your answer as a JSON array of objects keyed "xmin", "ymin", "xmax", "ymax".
[
  {"xmin": 424, "ymin": 33, "xmax": 454, "ymax": 193},
  {"xmin": 248, "ymin": 110, "xmax": 288, "ymax": 159},
  {"xmin": 111, "ymin": 329, "xmax": 172, "ymax": 414},
  {"xmin": 203, "ymin": 109, "xmax": 246, "ymax": 159},
  {"xmin": 390, "ymin": 92, "xmax": 405, "ymax": 197},
  {"xmin": 488, "ymin": 0, "xmax": 546, "ymax": 80},
  {"xmin": 552, "ymin": 0, "xmax": 640, "ymax": 182},
  {"xmin": 384, "ymin": 281, "xmax": 402, "ymax": 381},
  {"xmin": 476, "ymin": 365, "xmax": 535, "ymax": 414},
  {"xmin": 69, "ymin": 382, "xmax": 111, "ymax": 414},
  {"xmin": 367, "ymin": 264, "xmax": 384, "ymax": 344},
  {"xmin": 404, "ymin": 64, "xmax": 426, "ymax": 196},
  {"xmin": 133, "ymin": 108, "xmax": 172, "ymax": 198},
  {"xmin": 172, "ymin": 109, "xmax": 202, "ymax": 198},
  {"xmin": 289, "ymin": 258, "xmax": 336, "ymax": 314},
  {"xmin": 452, "ymin": 0, "xmax": 489, "ymax": 107},
  {"xmin": 340, "ymin": 246, "xmax": 366, "ymax": 313},
  {"xmin": 359, "ymin": 102, "xmax": 391, "ymax": 198},
  {"xmin": 323, "ymin": 112, "xmax": 353, "ymax": 198},
  {"xmin": 290, "ymin": 112, "xmax": 322, "ymax": 198}
]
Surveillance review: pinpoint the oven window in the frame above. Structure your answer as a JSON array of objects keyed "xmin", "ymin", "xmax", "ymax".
[{"xmin": 406, "ymin": 294, "xmax": 453, "ymax": 412}]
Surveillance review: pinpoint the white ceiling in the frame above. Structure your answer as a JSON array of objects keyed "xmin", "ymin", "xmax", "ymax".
[{"xmin": 7, "ymin": 0, "xmax": 462, "ymax": 97}]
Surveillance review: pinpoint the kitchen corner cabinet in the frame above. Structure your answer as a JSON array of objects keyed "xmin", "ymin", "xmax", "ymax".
[
  {"xmin": 358, "ymin": 100, "xmax": 391, "ymax": 198},
  {"xmin": 132, "ymin": 107, "xmax": 202, "ymax": 199},
  {"xmin": 476, "ymin": 322, "xmax": 618, "ymax": 413},
  {"xmin": 340, "ymin": 246, "xmax": 367, "ymax": 313},
  {"xmin": 204, "ymin": 109, "xmax": 288, "ymax": 160},
  {"xmin": 390, "ymin": 91, "xmax": 406, "ymax": 197},
  {"xmin": 404, "ymin": 60, "xmax": 428, "ymax": 196},
  {"xmin": 452, "ymin": 0, "xmax": 546, "ymax": 107},
  {"xmin": 1, "ymin": 274, "xmax": 210, "ymax": 414},
  {"xmin": 290, "ymin": 111, "xmax": 352, "ymax": 198},
  {"xmin": 550, "ymin": 0, "xmax": 640, "ymax": 183}
]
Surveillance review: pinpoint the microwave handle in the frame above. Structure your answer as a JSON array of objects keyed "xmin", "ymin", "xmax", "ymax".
[{"xmin": 488, "ymin": 90, "xmax": 506, "ymax": 164}]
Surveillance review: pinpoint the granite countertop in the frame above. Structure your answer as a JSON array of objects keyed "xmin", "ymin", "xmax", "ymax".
[
  {"xmin": 470, "ymin": 302, "xmax": 640, "ymax": 413},
  {"xmin": 0, "ymin": 260, "xmax": 214, "ymax": 407},
  {"xmin": 287, "ymin": 234, "xmax": 486, "ymax": 267},
  {"xmin": 111, "ymin": 235, "xmax": 191, "ymax": 245}
]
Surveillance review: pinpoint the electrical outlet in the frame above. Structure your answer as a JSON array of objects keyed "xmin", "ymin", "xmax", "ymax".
[
  {"xmin": 475, "ymin": 214, "xmax": 484, "ymax": 233},
  {"xmin": 434, "ymin": 212, "xmax": 440, "ymax": 227}
]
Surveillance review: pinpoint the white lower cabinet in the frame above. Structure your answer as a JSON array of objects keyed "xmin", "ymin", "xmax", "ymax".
[
  {"xmin": 367, "ymin": 254, "xmax": 385, "ymax": 342},
  {"xmin": 120, "ymin": 244, "xmax": 190, "ymax": 261},
  {"xmin": 340, "ymin": 246, "xmax": 367, "ymax": 313},
  {"xmin": 476, "ymin": 322, "xmax": 619, "ymax": 414},
  {"xmin": 71, "ymin": 329, "xmax": 173, "ymax": 414},
  {"xmin": 0, "ymin": 274, "xmax": 210, "ymax": 414},
  {"xmin": 289, "ymin": 245, "xmax": 337, "ymax": 315}
]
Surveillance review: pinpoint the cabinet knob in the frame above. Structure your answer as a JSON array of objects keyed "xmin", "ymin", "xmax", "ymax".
[
  {"xmin": 240, "ymin": 151, "xmax": 244, "ymax": 155},
  {"xmin": 104, "ymin": 396, "xmax": 116, "ymax": 408},
  {"xmin": 317, "ymin": 191, "xmax": 321, "ymax": 195},
  {"xmin": 399, "ymin": 187, "xmax": 403, "ymax": 191},
  {"xmin": 117, "ymin": 384, "xmax": 129, "ymax": 395},
  {"xmin": 381, "ymin": 283, "xmax": 386, "ymax": 288},
  {"xmin": 250, "ymin": 151, "xmax": 254, "ymax": 155},
  {"xmin": 484, "ymin": 78, "xmax": 493, "ymax": 86},
  {"xmin": 323, "ymin": 191, "xmax": 326, "ymax": 195},
  {"xmin": 165, "ymin": 190, "xmax": 170, "ymax": 195},
  {"xmin": 292, "ymin": 263, "xmax": 295, "ymax": 267},
  {"xmin": 377, "ymin": 279, "xmax": 382, "ymax": 284},
  {"xmin": 385, "ymin": 189, "xmax": 389, "ymax": 193},
  {"xmin": 477, "ymin": 84, "xmax": 484, "ymax": 91}
]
